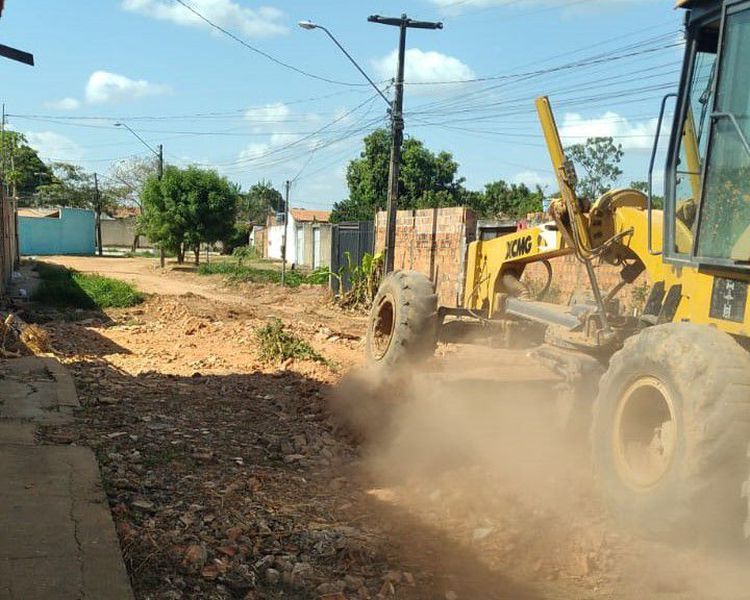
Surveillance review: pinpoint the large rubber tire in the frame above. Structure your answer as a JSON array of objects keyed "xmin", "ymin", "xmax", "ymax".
[
  {"xmin": 591, "ymin": 322, "xmax": 750, "ymax": 537},
  {"xmin": 365, "ymin": 271, "xmax": 438, "ymax": 369}
]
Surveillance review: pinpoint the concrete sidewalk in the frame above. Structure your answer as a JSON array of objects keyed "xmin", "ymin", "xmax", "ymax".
[{"xmin": 0, "ymin": 357, "xmax": 133, "ymax": 600}]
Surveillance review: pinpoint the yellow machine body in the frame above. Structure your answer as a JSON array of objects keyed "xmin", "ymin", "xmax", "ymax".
[
  {"xmin": 464, "ymin": 226, "xmax": 567, "ymax": 315},
  {"xmin": 463, "ymin": 202, "xmax": 750, "ymax": 337},
  {"xmin": 462, "ymin": 85, "xmax": 750, "ymax": 341}
]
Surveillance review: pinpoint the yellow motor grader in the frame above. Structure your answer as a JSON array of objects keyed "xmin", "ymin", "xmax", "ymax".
[{"xmin": 366, "ymin": 0, "xmax": 750, "ymax": 535}]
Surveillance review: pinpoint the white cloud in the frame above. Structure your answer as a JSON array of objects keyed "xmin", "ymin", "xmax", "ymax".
[
  {"xmin": 26, "ymin": 131, "xmax": 84, "ymax": 162},
  {"xmin": 560, "ymin": 111, "xmax": 658, "ymax": 151},
  {"xmin": 244, "ymin": 102, "xmax": 291, "ymax": 125},
  {"xmin": 85, "ymin": 71, "xmax": 169, "ymax": 105},
  {"xmin": 373, "ymin": 48, "xmax": 475, "ymax": 86},
  {"xmin": 238, "ymin": 102, "xmax": 322, "ymax": 162},
  {"xmin": 238, "ymin": 142, "xmax": 270, "ymax": 162},
  {"xmin": 512, "ymin": 170, "xmax": 553, "ymax": 189},
  {"xmin": 121, "ymin": 0, "xmax": 285, "ymax": 38},
  {"xmin": 45, "ymin": 97, "xmax": 81, "ymax": 111}
]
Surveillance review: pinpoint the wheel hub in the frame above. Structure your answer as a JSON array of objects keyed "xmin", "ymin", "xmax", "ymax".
[
  {"xmin": 613, "ymin": 376, "xmax": 677, "ymax": 489},
  {"xmin": 370, "ymin": 294, "xmax": 395, "ymax": 360}
]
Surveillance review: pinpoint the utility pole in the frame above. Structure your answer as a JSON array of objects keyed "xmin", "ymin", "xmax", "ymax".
[
  {"xmin": 114, "ymin": 123, "xmax": 165, "ymax": 267},
  {"xmin": 368, "ymin": 14, "xmax": 442, "ymax": 273},
  {"xmin": 157, "ymin": 144, "xmax": 165, "ymax": 268},
  {"xmin": 1, "ymin": 103, "xmax": 6, "ymax": 191},
  {"xmin": 93, "ymin": 173, "xmax": 103, "ymax": 256},
  {"xmin": 9, "ymin": 153, "xmax": 15, "ymax": 200},
  {"xmin": 281, "ymin": 179, "xmax": 290, "ymax": 286}
]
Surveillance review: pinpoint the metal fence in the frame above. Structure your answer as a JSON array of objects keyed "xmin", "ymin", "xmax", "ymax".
[{"xmin": 330, "ymin": 221, "xmax": 374, "ymax": 294}]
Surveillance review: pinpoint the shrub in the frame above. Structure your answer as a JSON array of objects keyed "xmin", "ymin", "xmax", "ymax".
[{"xmin": 255, "ymin": 318, "xmax": 328, "ymax": 365}]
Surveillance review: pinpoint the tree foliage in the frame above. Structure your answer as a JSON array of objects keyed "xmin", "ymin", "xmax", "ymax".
[
  {"xmin": 243, "ymin": 180, "xmax": 283, "ymax": 225},
  {"xmin": 108, "ymin": 156, "xmax": 159, "ymax": 211},
  {"xmin": 139, "ymin": 165, "xmax": 239, "ymax": 264},
  {"xmin": 33, "ymin": 162, "xmax": 121, "ymax": 217},
  {"xmin": 35, "ymin": 163, "xmax": 94, "ymax": 208},
  {"xmin": 1, "ymin": 131, "xmax": 53, "ymax": 202},
  {"xmin": 465, "ymin": 180, "xmax": 544, "ymax": 219},
  {"xmin": 332, "ymin": 128, "xmax": 544, "ymax": 222},
  {"xmin": 565, "ymin": 136, "xmax": 624, "ymax": 201},
  {"xmin": 332, "ymin": 129, "xmax": 464, "ymax": 222}
]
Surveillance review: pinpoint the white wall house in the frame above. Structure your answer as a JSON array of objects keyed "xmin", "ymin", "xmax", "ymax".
[
  {"xmin": 266, "ymin": 208, "xmax": 331, "ymax": 266},
  {"xmin": 266, "ymin": 218, "xmax": 291, "ymax": 262}
]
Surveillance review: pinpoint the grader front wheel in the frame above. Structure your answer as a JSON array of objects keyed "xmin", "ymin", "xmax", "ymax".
[
  {"xmin": 365, "ymin": 271, "xmax": 437, "ymax": 369},
  {"xmin": 592, "ymin": 323, "xmax": 750, "ymax": 536}
]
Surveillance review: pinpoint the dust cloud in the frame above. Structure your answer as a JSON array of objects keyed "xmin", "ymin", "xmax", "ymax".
[{"xmin": 329, "ymin": 353, "xmax": 750, "ymax": 600}]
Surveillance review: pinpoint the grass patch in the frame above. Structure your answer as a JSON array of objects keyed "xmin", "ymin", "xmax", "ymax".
[
  {"xmin": 33, "ymin": 263, "xmax": 145, "ymax": 309},
  {"xmin": 255, "ymin": 318, "xmax": 329, "ymax": 365},
  {"xmin": 198, "ymin": 262, "xmax": 309, "ymax": 287}
]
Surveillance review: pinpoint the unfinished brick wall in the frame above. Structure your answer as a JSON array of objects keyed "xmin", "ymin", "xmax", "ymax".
[
  {"xmin": 523, "ymin": 255, "xmax": 650, "ymax": 313},
  {"xmin": 375, "ymin": 207, "xmax": 477, "ymax": 308},
  {"xmin": 375, "ymin": 206, "xmax": 650, "ymax": 314}
]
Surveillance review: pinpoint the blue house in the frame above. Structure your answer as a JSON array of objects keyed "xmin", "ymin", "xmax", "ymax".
[{"xmin": 18, "ymin": 207, "xmax": 96, "ymax": 256}]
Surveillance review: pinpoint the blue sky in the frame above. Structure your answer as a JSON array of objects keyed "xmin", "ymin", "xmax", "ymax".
[{"xmin": 0, "ymin": 0, "xmax": 683, "ymax": 209}]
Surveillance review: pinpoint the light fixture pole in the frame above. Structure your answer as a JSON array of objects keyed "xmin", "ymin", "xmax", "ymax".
[
  {"xmin": 114, "ymin": 122, "xmax": 165, "ymax": 266},
  {"xmin": 299, "ymin": 16, "xmax": 442, "ymax": 274}
]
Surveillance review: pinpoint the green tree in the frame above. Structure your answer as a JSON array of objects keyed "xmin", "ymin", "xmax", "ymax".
[
  {"xmin": 35, "ymin": 162, "xmax": 95, "ymax": 208},
  {"xmin": 566, "ymin": 136, "xmax": 624, "ymax": 201},
  {"xmin": 243, "ymin": 180, "xmax": 283, "ymax": 225},
  {"xmin": 220, "ymin": 180, "xmax": 284, "ymax": 255},
  {"xmin": 1, "ymin": 131, "xmax": 53, "ymax": 203},
  {"xmin": 139, "ymin": 165, "xmax": 239, "ymax": 265},
  {"xmin": 464, "ymin": 180, "xmax": 544, "ymax": 219},
  {"xmin": 332, "ymin": 129, "xmax": 464, "ymax": 222}
]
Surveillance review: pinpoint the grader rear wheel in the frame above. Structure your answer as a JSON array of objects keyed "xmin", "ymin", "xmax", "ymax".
[
  {"xmin": 365, "ymin": 271, "xmax": 437, "ymax": 369},
  {"xmin": 592, "ymin": 323, "xmax": 750, "ymax": 537}
]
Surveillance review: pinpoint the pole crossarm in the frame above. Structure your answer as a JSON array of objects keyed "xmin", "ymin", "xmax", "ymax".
[{"xmin": 367, "ymin": 15, "xmax": 443, "ymax": 30}]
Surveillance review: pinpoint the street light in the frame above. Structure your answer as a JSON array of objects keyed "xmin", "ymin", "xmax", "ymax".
[
  {"xmin": 297, "ymin": 21, "xmax": 391, "ymax": 107},
  {"xmin": 114, "ymin": 122, "xmax": 165, "ymax": 266}
]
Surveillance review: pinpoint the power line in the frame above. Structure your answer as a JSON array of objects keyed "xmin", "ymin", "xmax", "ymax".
[
  {"xmin": 405, "ymin": 29, "xmax": 680, "ymax": 116},
  {"xmin": 406, "ymin": 40, "xmax": 681, "ymax": 87},
  {"xmin": 171, "ymin": 0, "xmax": 370, "ymax": 88}
]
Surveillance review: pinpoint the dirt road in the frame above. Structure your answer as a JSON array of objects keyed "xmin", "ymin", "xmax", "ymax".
[
  {"xmin": 42, "ymin": 255, "xmax": 366, "ymax": 337},
  {"xmin": 28, "ymin": 256, "xmax": 750, "ymax": 600},
  {"xmin": 43, "ymin": 255, "xmax": 261, "ymax": 304}
]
